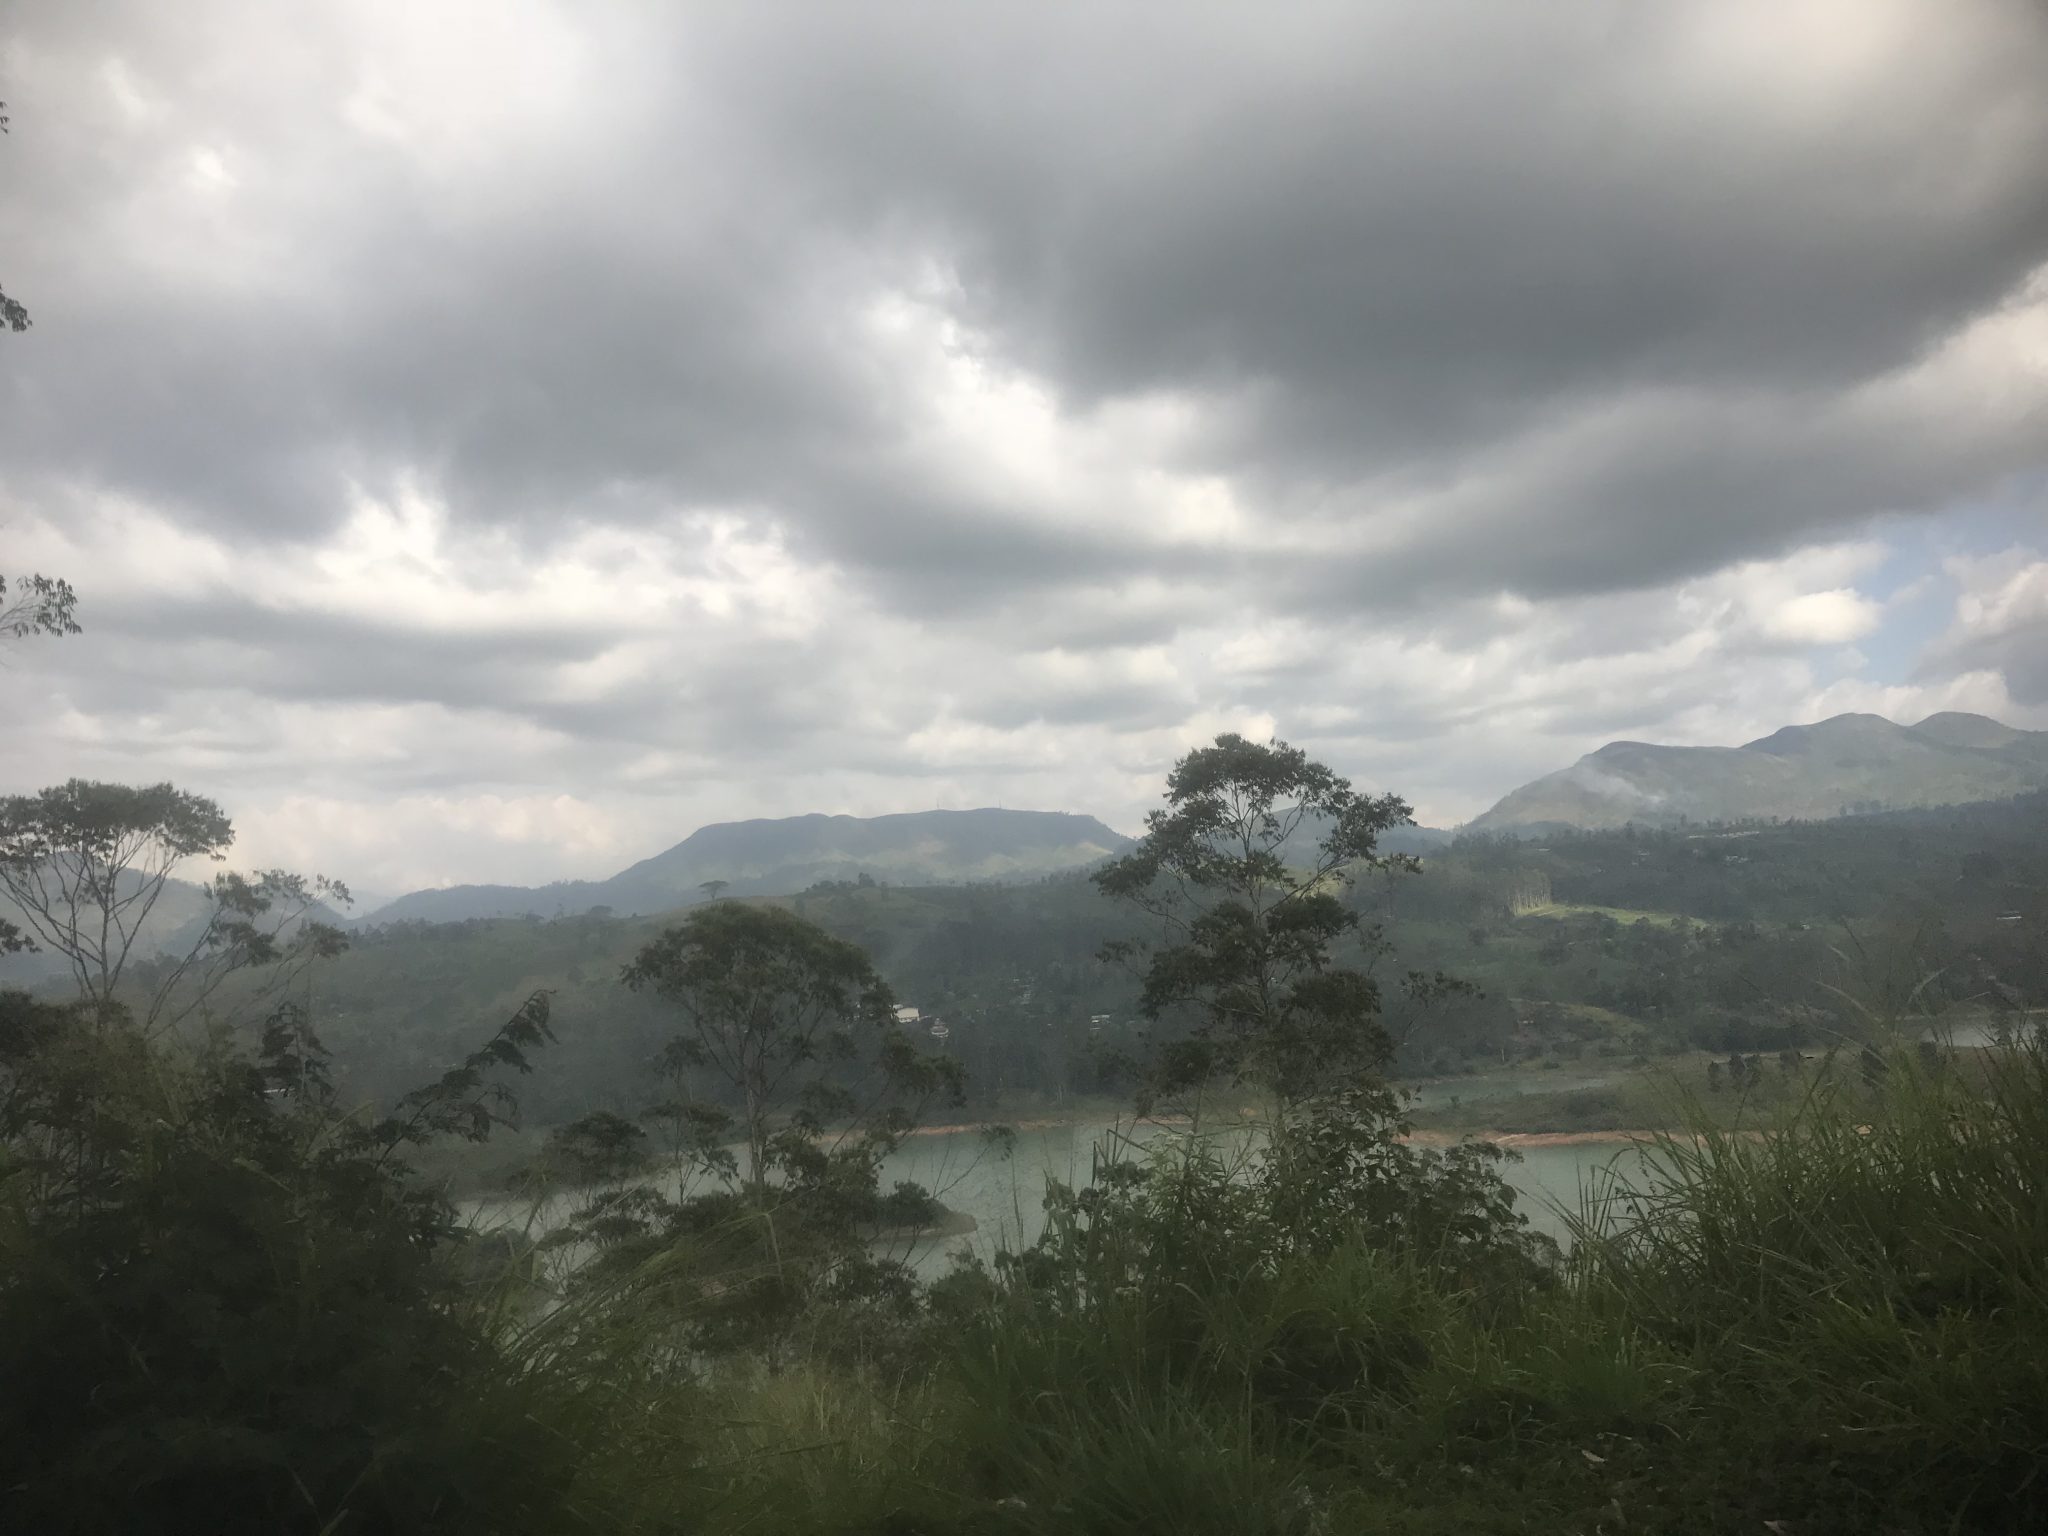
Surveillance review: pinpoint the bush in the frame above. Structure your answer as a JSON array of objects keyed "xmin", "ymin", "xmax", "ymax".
[{"xmin": 0, "ymin": 991, "xmax": 585, "ymax": 1535}]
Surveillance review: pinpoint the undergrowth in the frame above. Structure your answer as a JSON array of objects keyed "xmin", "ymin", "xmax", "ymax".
[
  {"xmin": 576, "ymin": 1043, "xmax": 2048, "ymax": 1535},
  {"xmin": 7, "ymin": 991, "xmax": 2043, "ymax": 1533}
]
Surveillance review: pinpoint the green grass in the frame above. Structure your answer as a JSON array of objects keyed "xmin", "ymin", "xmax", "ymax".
[
  {"xmin": 1411, "ymin": 1081, "xmax": 1659, "ymax": 1135},
  {"xmin": 508, "ymin": 1041, "xmax": 2048, "ymax": 1535},
  {"xmin": 1550, "ymin": 1000, "xmax": 1645, "ymax": 1030},
  {"xmin": 1517, "ymin": 902, "xmax": 1690, "ymax": 927},
  {"xmin": 1567, "ymin": 1047, "xmax": 2048, "ymax": 1530},
  {"xmin": 1409, "ymin": 1055, "xmax": 1818, "ymax": 1135}
]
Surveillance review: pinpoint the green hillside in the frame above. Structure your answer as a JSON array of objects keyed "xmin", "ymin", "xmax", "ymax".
[
  {"xmin": 143, "ymin": 792, "xmax": 2048, "ymax": 1130},
  {"xmin": 1468, "ymin": 711, "xmax": 2048, "ymax": 832}
]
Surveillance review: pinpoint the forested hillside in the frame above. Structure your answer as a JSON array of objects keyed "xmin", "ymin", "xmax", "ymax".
[{"xmin": 153, "ymin": 791, "xmax": 2047, "ymax": 1128}]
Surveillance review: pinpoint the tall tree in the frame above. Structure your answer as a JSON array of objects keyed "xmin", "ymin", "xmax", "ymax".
[
  {"xmin": 0, "ymin": 780, "xmax": 348, "ymax": 1029},
  {"xmin": 1048, "ymin": 736, "xmax": 1551, "ymax": 1298},
  {"xmin": 0, "ymin": 561, "xmax": 81, "ymax": 965},
  {"xmin": 623, "ymin": 901, "xmax": 940, "ymax": 1195},
  {"xmin": 1095, "ymin": 733, "xmax": 1415, "ymax": 1116},
  {"xmin": 569, "ymin": 903, "xmax": 963, "ymax": 1359}
]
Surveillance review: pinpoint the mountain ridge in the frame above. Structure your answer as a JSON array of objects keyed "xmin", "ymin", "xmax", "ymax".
[
  {"xmin": 360, "ymin": 807, "xmax": 1138, "ymax": 925},
  {"xmin": 1467, "ymin": 711, "xmax": 2048, "ymax": 834}
]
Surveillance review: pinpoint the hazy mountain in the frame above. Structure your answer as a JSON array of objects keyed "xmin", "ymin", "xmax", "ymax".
[
  {"xmin": 3, "ymin": 805, "xmax": 1450, "ymax": 970},
  {"xmin": 360, "ymin": 808, "xmax": 1137, "ymax": 925},
  {"xmin": 1377, "ymin": 824, "xmax": 1456, "ymax": 855},
  {"xmin": 0, "ymin": 874, "xmax": 350, "ymax": 987},
  {"xmin": 1466, "ymin": 712, "xmax": 2048, "ymax": 834},
  {"xmin": 0, "ymin": 876, "xmax": 213, "ymax": 986}
]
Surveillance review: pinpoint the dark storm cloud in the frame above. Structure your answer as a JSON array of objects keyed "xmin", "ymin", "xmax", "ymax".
[
  {"xmin": 707, "ymin": 4, "xmax": 2048, "ymax": 507},
  {"xmin": 48, "ymin": 593, "xmax": 618, "ymax": 714},
  {"xmin": 39, "ymin": 584, "xmax": 874, "ymax": 774},
  {"xmin": 1288, "ymin": 371, "xmax": 2047, "ymax": 609},
  {"xmin": 7, "ymin": 0, "xmax": 2045, "ymax": 610}
]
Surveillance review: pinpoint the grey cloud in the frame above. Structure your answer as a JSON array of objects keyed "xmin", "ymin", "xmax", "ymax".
[
  {"xmin": 788, "ymin": 485, "xmax": 1169, "ymax": 608},
  {"xmin": 963, "ymin": 679, "xmax": 1192, "ymax": 734},
  {"xmin": 719, "ymin": 5, "xmax": 2048, "ymax": 470},
  {"xmin": 1921, "ymin": 585, "xmax": 2048, "ymax": 707},
  {"xmin": 5, "ymin": 1, "xmax": 2048, "ymax": 887},
  {"xmin": 1285, "ymin": 378, "xmax": 2044, "ymax": 612},
  {"xmin": 56, "ymin": 594, "xmax": 618, "ymax": 714},
  {"xmin": 1991, "ymin": 643, "xmax": 2048, "ymax": 707},
  {"xmin": 9, "ymin": 1, "xmax": 2045, "ymax": 607}
]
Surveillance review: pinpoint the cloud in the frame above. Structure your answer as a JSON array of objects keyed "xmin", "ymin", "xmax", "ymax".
[
  {"xmin": 1924, "ymin": 552, "xmax": 2048, "ymax": 706},
  {"xmin": 1763, "ymin": 591, "xmax": 1882, "ymax": 647},
  {"xmin": 0, "ymin": 1, "xmax": 2044, "ymax": 891}
]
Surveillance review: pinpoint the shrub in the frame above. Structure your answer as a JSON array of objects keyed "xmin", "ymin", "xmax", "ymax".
[{"xmin": 0, "ymin": 991, "xmax": 583, "ymax": 1535}]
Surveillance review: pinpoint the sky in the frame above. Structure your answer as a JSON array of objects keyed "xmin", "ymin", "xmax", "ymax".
[{"xmin": 3, "ymin": 0, "xmax": 2046, "ymax": 907}]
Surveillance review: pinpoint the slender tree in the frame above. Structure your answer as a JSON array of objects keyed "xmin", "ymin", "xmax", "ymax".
[
  {"xmin": 0, "ymin": 780, "xmax": 348, "ymax": 1029},
  {"xmin": 1095, "ymin": 733, "xmax": 1415, "ymax": 1116},
  {"xmin": 623, "ymin": 901, "xmax": 930, "ymax": 1195},
  {"xmin": 596, "ymin": 904, "xmax": 962, "ymax": 1358},
  {"xmin": 1074, "ymin": 736, "xmax": 1551, "ymax": 1288},
  {"xmin": 0, "ymin": 573, "xmax": 79, "ymax": 961}
]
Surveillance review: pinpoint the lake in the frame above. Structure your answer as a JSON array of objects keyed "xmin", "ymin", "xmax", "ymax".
[
  {"xmin": 463, "ymin": 1108, "xmax": 1653, "ymax": 1278},
  {"xmin": 866, "ymin": 1115, "xmax": 1649, "ymax": 1275}
]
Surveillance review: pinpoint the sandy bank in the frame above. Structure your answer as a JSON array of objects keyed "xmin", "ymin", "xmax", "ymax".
[{"xmin": 905, "ymin": 1115, "xmax": 1664, "ymax": 1148}]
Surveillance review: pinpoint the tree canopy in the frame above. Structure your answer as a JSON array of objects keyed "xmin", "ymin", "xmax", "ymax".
[
  {"xmin": 0, "ymin": 574, "xmax": 79, "ymax": 640},
  {"xmin": 622, "ymin": 899, "xmax": 920, "ymax": 1193},
  {"xmin": 0, "ymin": 780, "xmax": 349, "ymax": 1029},
  {"xmin": 1095, "ymin": 732, "xmax": 1415, "ymax": 1110}
]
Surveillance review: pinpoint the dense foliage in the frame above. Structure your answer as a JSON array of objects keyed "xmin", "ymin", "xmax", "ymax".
[
  {"xmin": 529, "ymin": 903, "xmax": 965, "ymax": 1361},
  {"xmin": 63, "ymin": 789, "xmax": 2033, "ymax": 1122},
  {"xmin": 0, "ymin": 991, "xmax": 576, "ymax": 1534},
  {"xmin": 1093, "ymin": 732, "xmax": 1416, "ymax": 1111}
]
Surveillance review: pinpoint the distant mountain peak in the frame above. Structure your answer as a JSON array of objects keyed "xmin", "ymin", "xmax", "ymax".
[
  {"xmin": 361, "ymin": 807, "xmax": 1135, "ymax": 926},
  {"xmin": 1910, "ymin": 711, "xmax": 2030, "ymax": 750},
  {"xmin": 1741, "ymin": 712, "xmax": 1913, "ymax": 754},
  {"xmin": 1469, "ymin": 711, "xmax": 2046, "ymax": 834}
]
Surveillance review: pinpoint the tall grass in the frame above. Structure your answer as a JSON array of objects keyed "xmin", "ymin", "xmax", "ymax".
[
  {"xmin": 463, "ymin": 1041, "xmax": 2048, "ymax": 1534},
  {"xmin": 906, "ymin": 1045, "xmax": 2048, "ymax": 1531},
  {"xmin": 1569, "ymin": 1040, "xmax": 2048, "ymax": 1530}
]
